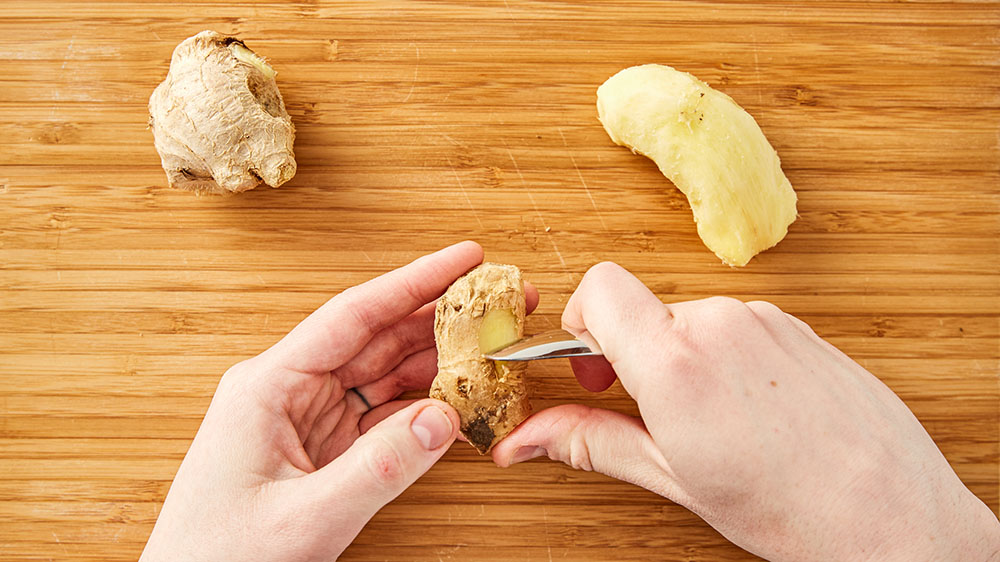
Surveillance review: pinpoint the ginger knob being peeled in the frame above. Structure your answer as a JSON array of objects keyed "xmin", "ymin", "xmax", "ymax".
[{"xmin": 431, "ymin": 263, "xmax": 531, "ymax": 454}]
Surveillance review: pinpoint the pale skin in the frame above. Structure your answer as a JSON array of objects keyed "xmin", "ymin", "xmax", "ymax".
[{"xmin": 141, "ymin": 242, "xmax": 999, "ymax": 562}]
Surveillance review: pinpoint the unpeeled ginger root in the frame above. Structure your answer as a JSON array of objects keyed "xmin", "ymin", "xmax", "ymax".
[
  {"xmin": 430, "ymin": 263, "xmax": 531, "ymax": 454},
  {"xmin": 597, "ymin": 64, "xmax": 797, "ymax": 266},
  {"xmin": 148, "ymin": 31, "xmax": 296, "ymax": 194}
]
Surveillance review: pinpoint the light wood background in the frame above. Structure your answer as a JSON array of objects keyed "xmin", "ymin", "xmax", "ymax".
[{"xmin": 1, "ymin": 1, "xmax": 998, "ymax": 560}]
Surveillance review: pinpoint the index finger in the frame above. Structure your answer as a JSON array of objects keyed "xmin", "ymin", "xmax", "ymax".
[
  {"xmin": 561, "ymin": 261, "xmax": 673, "ymax": 397},
  {"xmin": 266, "ymin": 241, "xmax": 485, "ymax": 373}
]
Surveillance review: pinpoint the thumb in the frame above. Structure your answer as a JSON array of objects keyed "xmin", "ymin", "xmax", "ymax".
[
  {"xmin": 491, "ymin": 405, "xmax": 681, "ymax": 501},
  {"xmin": 307, "ymin": 399, "xmax": 459, "ymax": 524}
]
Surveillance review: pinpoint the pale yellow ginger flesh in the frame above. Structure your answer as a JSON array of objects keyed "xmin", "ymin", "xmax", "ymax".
[
  {"xmin": 431, "ymin": 263, "xmax": 530, "ymax": 454},
  {"xmin": 148, "ymin": 30, "xmax": 296, "ymax": 194},
  {"xmin": 478, "ymin": 309, "xmax": 520, "ymax": 354},
  {"xmin": 597, "ymin": 64, "xmax": 797, "ymax": 266}
]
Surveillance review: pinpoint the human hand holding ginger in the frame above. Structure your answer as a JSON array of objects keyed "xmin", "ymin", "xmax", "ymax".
[
  {"xmin": 493, "ymin": 262, "xmax": 999, "ymax": 561},
  {"xmin": 139, "ymin": 251, "xmax": 996, "ymax": 561},
  {"xmin": 140, "ymin": 241, "xmax": 538, "ymax": 562}
]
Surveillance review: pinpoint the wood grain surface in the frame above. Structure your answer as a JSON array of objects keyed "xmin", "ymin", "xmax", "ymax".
[{"xmin": 1, "ymin": 1, "xmax": 998, "ymax": 560}]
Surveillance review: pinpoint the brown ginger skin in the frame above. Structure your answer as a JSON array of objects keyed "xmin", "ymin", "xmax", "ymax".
[
  {"xmin": 148, "ymin": 31, "xmax": 296, "ymax": 194},
  {"xmin": 431, "ymin": 263, "xmax": 531, "ymax": 454}
]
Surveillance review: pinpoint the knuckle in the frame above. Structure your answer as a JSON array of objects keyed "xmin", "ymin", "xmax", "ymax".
[
  {"xmin": 342, "ymin": 295, "xmax": 383, "ymax": 336},
  {"xmin": 786, "ymin": 312, "xmax": 818, "ymax": 335},
  {"xmin": 219, "ymin": 358, "xmax": 258, "ymax": 391},
  {"xmin": 746, "ymin": 300, "xmax": 785, "ymax": 319},
  {"xmin": 698, "ymin": 296, "xmax": 753, "ymax": 330},
  {"xmin": 388, "ymin": 316, "xmax": 425, "ymax": 352},
  {"xmin": 223, "ymin": 358, "xmax": 254, "ymax": 378},
  {"xmin": 221, "ymin": 364, "xmax": 245, "ymax": 385},
  {"xmin": 396, "ymin": 276, "xmax": 427, "ymax": 307},
  {"xmin": 363, "ymin": 436, "xmax": 408, "ymax": 488},
  {"xmin": 567, "ymin": 437, "xmax": 594, "ymax": 472},
  {"xmin": 703, "ymin": 295, "xmax": 744, "ymax": 310},
  {"xmin": 582, "ymin": 261, "xmax": 627, "ymax": 289},
  {"xmin": 562, "ymin": 407, "xmax": 600, "ymax": 472}
]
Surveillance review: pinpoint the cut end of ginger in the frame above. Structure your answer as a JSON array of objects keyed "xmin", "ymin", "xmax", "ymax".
[
  {"xmin": 230, "ymin": 42, "xmax": 277, "ymax": 79},
  {"xmin": 597, "ymin": 64, "xmax": 797, "ymax": 266}
]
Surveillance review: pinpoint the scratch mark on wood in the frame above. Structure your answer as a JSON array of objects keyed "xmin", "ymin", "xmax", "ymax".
[
  {"xmin": 558, "ymin": 128, "xmax": 608, "ymax": 233},
  {"xmin": 403, "ymin": 43, "xmax": 420, "ymax": 103},
  {"xmin": 51, "ymin": 532, "xmax": 69, "ymax": 555},
  {"xmin": 60, "ymin": 39, "xmax": 74, "ymax": 71},
  {"xmin": 542, "ymin": 505, "xmax": 553, "ymax": 562},
  {"xmin": 50, "ymin": 36, "xmax": 77, "ymax": 119},
  {"xmin": 505, "ymin": 144, "xmax": 567, "ymax": 269},
  {"xmin": 447, "ymin": 157, "xmax": 484, "ymax": 229},
  {"xmin": 502, "ymin": 0, "xmax": 515, "ymax": 20}
]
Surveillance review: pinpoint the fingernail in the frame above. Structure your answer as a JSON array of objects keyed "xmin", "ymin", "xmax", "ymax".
[
  {"xmin": 509, "ymin": 446, "xmax": 545, "ymax": 465},
  {"xmin": 411, "ymin": 406, "xmax": 454, "ymax": 450}
]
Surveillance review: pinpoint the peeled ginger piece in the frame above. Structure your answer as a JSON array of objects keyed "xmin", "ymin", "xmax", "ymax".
[{"xmin": 597, "ymin": 64, "xmax": 797, "ymax": 266}]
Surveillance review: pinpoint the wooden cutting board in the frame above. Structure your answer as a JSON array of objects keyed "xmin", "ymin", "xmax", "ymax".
[{"xmin": 1, "ymin": 1, "xmax": 997, "ymax": 560}]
